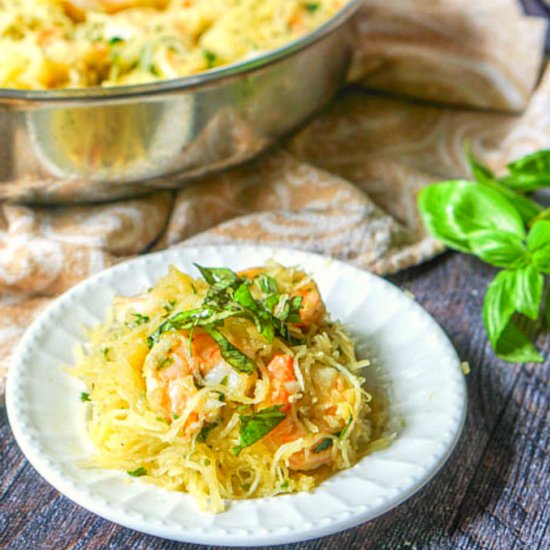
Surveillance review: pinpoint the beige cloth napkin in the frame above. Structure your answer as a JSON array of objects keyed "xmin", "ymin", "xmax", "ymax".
[{"xmin": 1, "ymin": 0, "xmax": 549, "ymax": 391}]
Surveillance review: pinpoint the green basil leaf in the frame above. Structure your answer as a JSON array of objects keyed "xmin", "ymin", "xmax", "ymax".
[
  {"xmin": 234, "ymin": 283, "xmax": 275, "ymax": 342},
  {"xmin": 527, "ymin": 220, "xmax": 550, "ymax": 274},
  {"xmin": 313, "ymin": 438, "xmax": 333, "ymax": 453},
  {"xmin": 482, "ymin": 268, "xmax": 544, "ymax": 363},
  {"xmin": 204, "ymin": 327, "xmax": 254, "ymax": 374},
  {"xmin": 194, "ymin": 264, "xmax": 242, "ymax": 303},
  {"xmin": 502, "ymin": 150, "xmax": 550, "ymax": 191},
  {"xmin": 148, "ymin": 307, "xmax": 241, "ymax": 348},
  {"xmin": 418, "ymin": 181, "xmax": 526, "ymax": 253},
  {"xmin": 499, "ymin": 174, "xmax": 550, "ymax": 192},
  {"xmin": 476, "ymin": 181, "xmax": 541, "ymax": 225},
  {"xmin": 513, "ymin": 265, "xmax": 544, "ymax": 320},
  {"xmin": 545, "ymin": 291, "xmax": 550, "ymax": 330},
  {"xmin": 529, "ymin": 207, "xmax": 550, "ymax": 227},
  {"xmin": 466, "ymin": 147, "xmax": 541, "ymax": 223},
  {"xmin": 234, "ymin": 283, "xmax": 258, "ymax": 310},
  {"xmin": 490, "ymin": 322, "xmax": 544, "ymax": 363},
  {"xmin": 466, "ymin": 148, "xmax": 495, "ymax": 185},
  {"xmin": 80, "ymin": 392, "xmax": 91, "ymax": 402},
  {"xmin": 197, "ymin": 421, "xmax": 219, "ymax": 443},
  {"xmin": 258, "ymin": 274, "xmax": 278, "ymax": 294},
  {"xmin": 232, "ymin": 405, "xmax": 286, "ymax": 455},
  {"xmin": 508, "ymin": 149, "xmax": 550, "ymax": 174},
  {"xmin": 467, "ymin": 230, "xmax": 529, "ymax": 268}
]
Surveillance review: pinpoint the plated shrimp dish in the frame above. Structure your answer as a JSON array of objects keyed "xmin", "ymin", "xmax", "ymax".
[
  {"xmin": 0, "ymin": 0, "xmax": 346, "ymax": 89},
  {"xmin": 72, "ymin": 262, "xmax": 387, "ymax": 512}
]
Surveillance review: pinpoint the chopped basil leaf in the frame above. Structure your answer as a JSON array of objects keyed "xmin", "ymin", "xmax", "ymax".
[
  {"xmin": 258, "ymin": 274, "xmax": 278, "ymax": 294},
  {"xmin": 233, "ymin": 405, "xmax": 286, "ymax": 455},
  {"xmin": 108, "ymin": 36, "xmax": 124, "ymax": 45},
  {"xmin": 173, "ymin": 413, "xmax": 180, "ymax": 420},
  {"xmin": 313, "ymin": 438, "xmax": 333, "ymax": 453},
  {"xmin": 163, "ymin": 300, "xmax": 176, "ymax": 313},
  {"xmin": 127, "ymin": 312, "xmax": 150, "ymax": 328},
  {"xmin": 304, "ymin": 2, "xmax": 320, "ymax": 12},
  {"xmin": 338, "ymin": 416, "xmax": 353, "ymax": 440},
  {"xmin": 127, "ymin": 467, "xmax": 147, "ymax": 477},
  {"xmin": 80, "ymin": 392, "xmax": 91, "ymax": 402},
  {"xmin": 197, "ymin": 421, "xmax": 219, "ymax": 443},
  {"xmin": 220, "ymin": 376, "xmax": 228, "ymax": 386},
  {"xmin": 204, "ymin": 327, "xmax": 254, "ymax": 374}
]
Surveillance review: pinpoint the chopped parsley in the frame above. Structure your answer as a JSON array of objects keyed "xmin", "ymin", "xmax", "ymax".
[
  {"xmin": 80, "ymin": 392, "xmax": 91, "ymax": 402},
  {"xmin": 127, "ymin": 312, "xmax": 150, "ymax": 328},
  {"xmin": 203, "ymin": 49, "xmax": 217, "ymax": 68},
  {"xmin": 127, "ymin": 467, "xmax": 147, "ymax": 477},
  {"xmin": 304, "ymin": 2, "xmax": 320, "ymax": 12}
]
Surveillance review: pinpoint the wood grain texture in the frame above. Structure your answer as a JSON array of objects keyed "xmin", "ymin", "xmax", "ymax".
[{"xmin": 1, "ymin": 253, "xmax": 549, "ymax": 550}]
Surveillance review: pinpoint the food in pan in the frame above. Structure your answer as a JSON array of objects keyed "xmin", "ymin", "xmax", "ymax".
[{"xmin": 0, "ymin": 0, "xmax": 346, "ymax": 89}]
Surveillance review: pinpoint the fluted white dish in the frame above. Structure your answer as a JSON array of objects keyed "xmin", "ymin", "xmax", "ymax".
[{"xmin": 6, "ymin": 245, "xmax": 467, "ymax": 546}]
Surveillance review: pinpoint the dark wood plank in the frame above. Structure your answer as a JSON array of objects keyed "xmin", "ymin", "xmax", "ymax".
[{"xmin": 1, "ymin": 253, "xmax": 548, "ymax": 550}]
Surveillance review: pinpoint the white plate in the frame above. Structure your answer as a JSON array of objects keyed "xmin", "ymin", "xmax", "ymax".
[{"xmin": 6, "ymin": 245, "xmax": 466, "ymax": 546}]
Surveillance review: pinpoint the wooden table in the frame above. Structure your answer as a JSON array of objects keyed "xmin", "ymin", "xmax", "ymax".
[{"xmin": 2, "ymin": 252, "xmax": 548, "ymax": 549}]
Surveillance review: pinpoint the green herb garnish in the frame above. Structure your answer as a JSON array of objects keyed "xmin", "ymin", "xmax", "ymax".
[
  {"xmin": 147, "ymin": 265, "xmax": 305, "ymax": 371},
  {"xmin": 232, "ymin": 405, "xmax": 286, "ymax": 455},
  {"xmin": 127, "ymin": 467, "xmax": 147, "ymax": 477},
  {"xmin": 418, "ymin": 147, "xmax": 550, "ymax": 363},
  {"xmin": 204, "ymin": 327, "xmax": 254, "ymax": 374},
  {"xmin": 80, "ymin": 392, "xmax": 91, "ymax": 402},
  {"xmin": 163, "ymin": 300, "xmax": 176, "ymax": 314},
  {"xmin": 304, "ymin": 2, "xmax": 320, "ymax": 12},
  {"xmin": 313, "ymin": 438, "xmax": 333, "ymax": 453},
  {"xmin": 197, "ymin": 421, "xmax": 219, "ymax": 443},
  {"xmin": 127, "ymin": 312, "xmax": 150, "ymax": 328},
  {"xmin": 203, "ymin": 49, "xmax": 217, "ymax": 69}
]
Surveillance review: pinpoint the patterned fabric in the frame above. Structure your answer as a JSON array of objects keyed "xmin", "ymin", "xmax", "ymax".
[{"xmin": 0, "ymin": 1, "xmax": 549, "ymax": 391}]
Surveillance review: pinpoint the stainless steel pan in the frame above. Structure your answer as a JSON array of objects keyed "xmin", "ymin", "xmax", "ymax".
[{"xmin": 0, "ymin": 0, "xmax": 361, "ymax": 203}]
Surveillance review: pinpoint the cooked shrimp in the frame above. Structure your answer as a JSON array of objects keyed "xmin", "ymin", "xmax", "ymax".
[
  {"xmin": 143, "ymin": 331, "xmax": 252, "ymax": 428},
  {"xmin": 263, "ymin": 354, "xmax": 300, "ymax": 412},
  {"xmin": 293, "ymin": 280, "xmax": 325, "ymax": 329},
  {"xmin": 310, "ymin": 365, "xmax": 354, "ymax": 433},
  {"xmin": 260, "ymin": 354, "xmax": 335, "ymax": 471}
]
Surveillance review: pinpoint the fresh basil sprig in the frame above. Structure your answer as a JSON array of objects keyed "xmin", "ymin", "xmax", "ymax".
[
  {"xmin": 418, "ymin": 148, "xmax": 550, "ymax": 363},
  {"xmin": 232, "ymin": 405, "xmax": 286, "ymax": 455}
]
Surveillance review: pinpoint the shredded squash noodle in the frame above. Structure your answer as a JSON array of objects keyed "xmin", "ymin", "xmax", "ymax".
[
  {"xmin": 0, "ymin": 0, "xmax": 346, "ymax": 89},
  {"xmin": 72, "ymin": 262, "xmax": 388, "ymax": 512}
]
